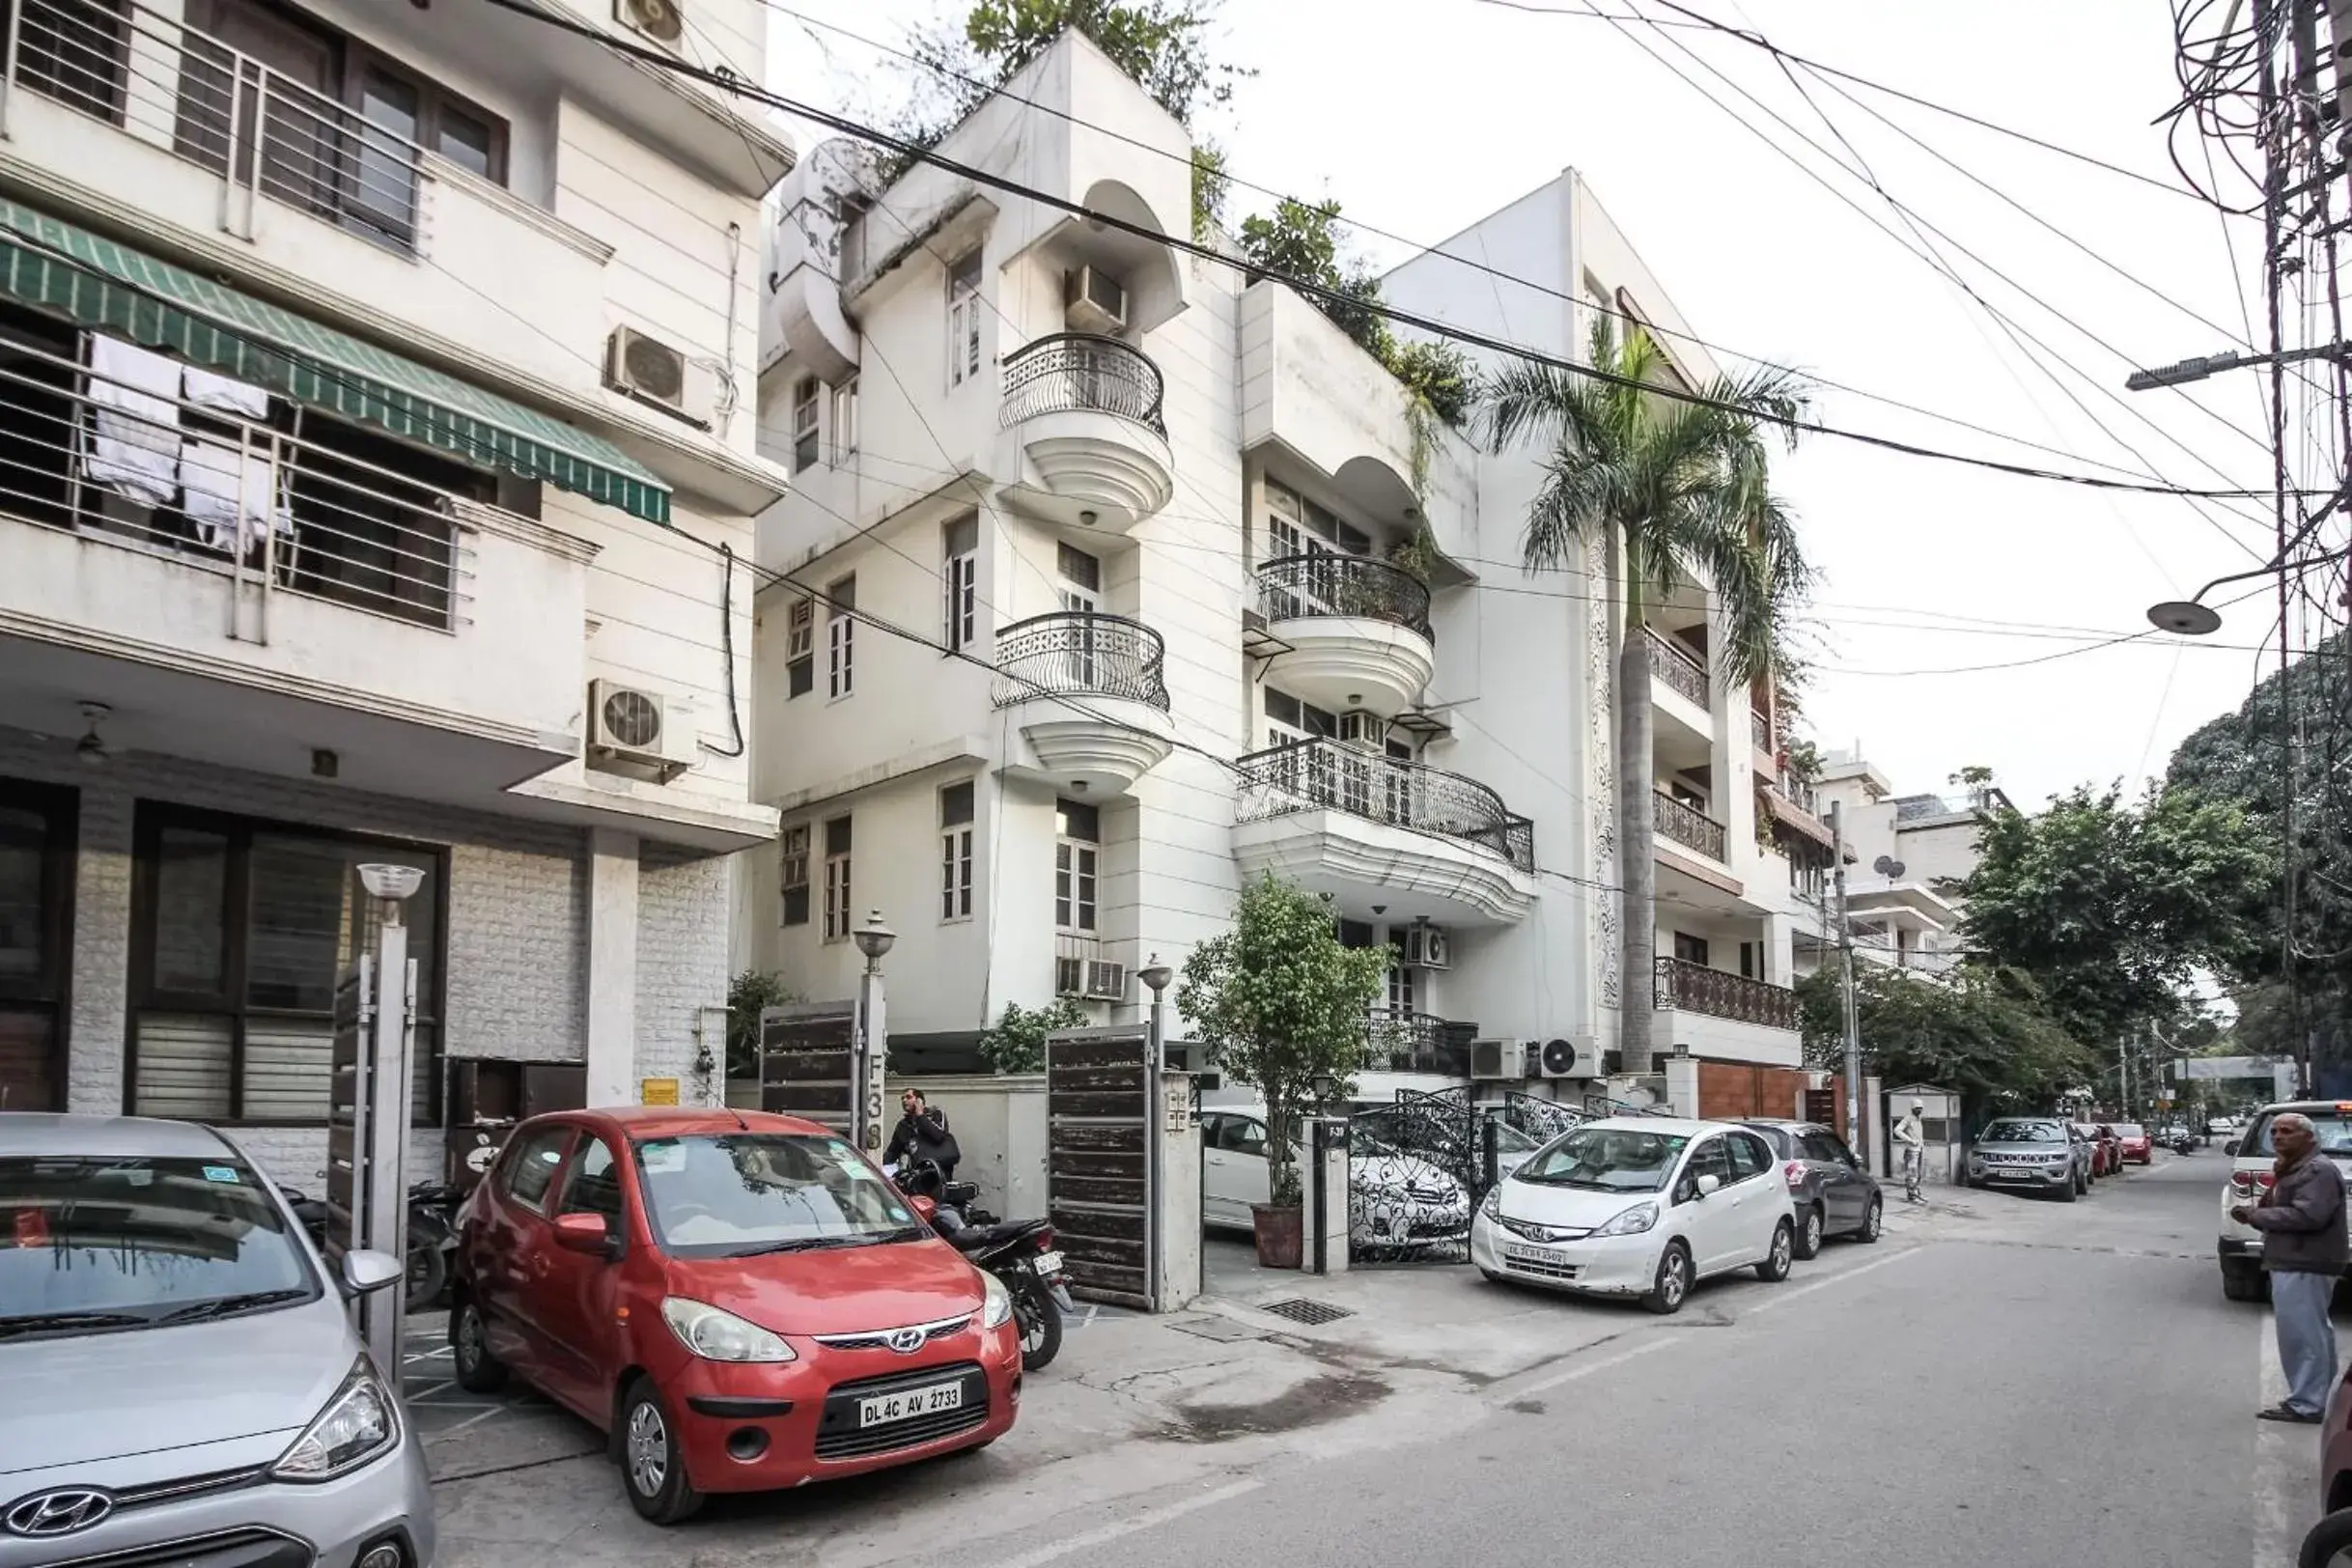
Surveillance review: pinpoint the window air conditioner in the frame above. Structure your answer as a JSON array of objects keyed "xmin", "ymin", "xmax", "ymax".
[
  {"xmin": 1082, "ymin": 960, "xmax": 1129, "ymax": 1001},
  {"xmin": 1469, "ymin": 1039, "xmax": 1524, "ymax": 1080},
  {"xmin": 605, "ymin": 326, "xmax": 718, "ymax": 426},
  {"xmin": 1402, "ymin": 924, "xmax": 1451, "ymax": 969},
  {"xmin": 1063, "ymin": 266, "xmax": 1129, "ymax": 333},
  {"xmin": 614, "ymin": 0, "xmax": 686, "ymax": 47}
]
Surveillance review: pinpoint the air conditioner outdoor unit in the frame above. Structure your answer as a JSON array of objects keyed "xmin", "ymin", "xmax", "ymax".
[
  {"xmin": 1537, "ymin": 1036, "xmax": 1601, "ymax": 1079},
  {"xmin": 614, "ymin": 0, "xmax": 686, "ymax": 47},
  {"xmin": 1063, "ymin": 266, "xmax": 1128, "ymax": 332},
  {"xmin": 1082, "ymin": 960, "xmax": 1128, "ymax": 1001},
  {"xmin": 586, "ymin": 679, "xmax": 690, "ymax": 777},
  {"xmin": 605, "ymin": 326, "xmax": 718, "ymax": 426},
  {"xmin": 1402, "ymin": 924, "xmax": 1451, "ymax": 969},
  {"xmin": 1469, "ymin": 1039, "xmax": 1524, "ymax": 1080}
]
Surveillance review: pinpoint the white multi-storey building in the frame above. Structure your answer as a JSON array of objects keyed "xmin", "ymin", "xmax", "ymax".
[
  {"xmin": 0, "ymin": 0, "xmax": 786, "ymax": 1171},
  {"xmin": 741, "ymin": 34, "xmax": 1815, "ymax": 1110},
  {"xmin": 1789, "ymin": 749, "xmax": 2006, "ymax": 980}
]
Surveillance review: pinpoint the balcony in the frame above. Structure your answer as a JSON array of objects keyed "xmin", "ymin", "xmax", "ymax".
[
  {"xmin": 990, "ymin": 610, "xmax": 1174, "ymax": 796},
  {"xmin": 1653, "ymin": 957, "xmax": 1802, "ymax": 1066},
  {"xmin": 0, "ymin": 332, "xmax": 594, "ymax": 802},
  {"xmin": 1646, "ymin": 629, "xmax": 1709, "ymax": 709},
  {"xmin": 994, "ymin": 334, "xmax": 1174, "ymax": 536},
  {"xmin": 1653, "ymin": 792, "xmax": 1727, "ymax": 862},
  {"xmin": 1232, "ymin": 738, "xmax": 1537, "ymax": 925},
  {"xmin": 1253, "ymin": 554, "xmax": 1436, "ymax": 717},
  {"xmin": 1363, "ymin": 1008, "xmax": 1470, "ymax": 1076},
  {"xmin": 1751, "ymin": 708, "xmax": 1773, "ymax": 758}
]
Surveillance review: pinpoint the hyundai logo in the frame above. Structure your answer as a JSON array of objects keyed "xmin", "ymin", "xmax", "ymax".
[
  {"xmin": 886, "ymin": 1327, "xmax": 929, "ymax": 1355},
  {"xmin": 5, "ymin": 1489, "xmax": 114, "ymax": 1538}
]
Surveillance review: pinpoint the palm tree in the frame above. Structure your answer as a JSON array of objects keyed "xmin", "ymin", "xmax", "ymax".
[{"xmin": 1482, "ymin": 322, "xmax": 1812, "ymax": 1073}]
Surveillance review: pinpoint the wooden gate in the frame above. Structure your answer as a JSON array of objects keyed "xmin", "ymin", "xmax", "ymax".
[
  {"xmin": 1046, "ymin": 1025, "xmax": 1153, "ymax": 1310},
  {"xmin": 759, "ymin": 1001, "xmax": 857, "ymax": 1135},
  {"xmin": 1696, "ymin": 1061, "xmax": 1810, "ymax": 1122}
]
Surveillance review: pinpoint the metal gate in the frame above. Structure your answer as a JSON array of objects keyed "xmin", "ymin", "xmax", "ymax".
[
  {"xmin": 758, "ymin": 1001, "xmax": 856, "ymax": 1135},
  {"xmin": 1348, "ymin": 1086, "xmax": 1483, "ymax": 1264},
  {"xmin": 1046, "ymin": 1025, "xmax": 1155, "ymax": 1309}
]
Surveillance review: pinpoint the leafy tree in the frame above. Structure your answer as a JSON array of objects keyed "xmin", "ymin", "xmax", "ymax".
[
  {"xmin": 1176, "ymin": 875, "xmax": 1389, "ymax": 1205},
  {"xmin": 1482, "ymin": 321, "xmax": 1811, "ymax": 1071},
  {"xmin": 1190, "ymin": 142, "xmax": 1231, "ymax": 240},
  {"xmin": 1796, "ymin": 964, "xmax": 2094, "ymax": 1110},
  {"xmin": 1385, "ymin": 338, "xmax": 1473, "ymax": 429},
  {"xmin": 976, "ymin": 996, "xmax": 1090, "ymax": 1074},
  {"xmin": 725, "ymin": 970, "xmax": 795, "ymax": 1081},
  {"xmin": 1237, "ymin": 197, "xmax": 1387, "ymax": 354}
]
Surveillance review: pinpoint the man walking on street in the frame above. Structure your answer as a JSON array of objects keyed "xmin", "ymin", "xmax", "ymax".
[
  {"xmin": 1893, "ymin": 1100, "xmax": 1926, "ymax": 1204},
  {"xmin": 2231, "ymin": 1111, "xmax": 2348, "ymax": 1423}
]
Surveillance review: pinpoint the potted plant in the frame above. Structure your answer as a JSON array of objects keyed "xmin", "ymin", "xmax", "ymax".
[{"xmin": 1177, "ymin": 874, "xmax": 1390, "ymax": 1268}]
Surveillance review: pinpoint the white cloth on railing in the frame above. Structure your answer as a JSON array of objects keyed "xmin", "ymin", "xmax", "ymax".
[
  {"xmin": 181, "ymin": 365, "xmax": 268, "ymax": 419},
  {"xmin": 82, "ymin": 336, "xmax": 181, "ymax": 507},
  {"xmin": 178, "ymin": 437, "xmax": 285, "ymax": 550}
]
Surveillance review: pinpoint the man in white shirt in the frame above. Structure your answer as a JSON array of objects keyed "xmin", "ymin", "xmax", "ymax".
[{"xmin": 1893, "ymin": 1101, "xmax": 1926, "ymax": 1203}]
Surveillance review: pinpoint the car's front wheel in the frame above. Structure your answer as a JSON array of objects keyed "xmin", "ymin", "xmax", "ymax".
[
  {"xmin": 1643, "ymin": 1241, "xmax": 1692, "ymax": 1315},
  {"xmin": 450, "ymin": 1300, "xmax": 508, "ymax": 1394},
  {"xmin": 619, "ymin": 1379, "xmax": 705, "ymax": 1526},
  {"xmin": 2057, "ymin": 1173, "xmax": 2080, "ymax": 1203},
  {"xmin": 1755, "ymin": 1220, "xmax": 1795, "ymax": 1282},
  {"xmin": 2224, "ymin": 1263, "xmax": 2271, "ymax": 1303}
]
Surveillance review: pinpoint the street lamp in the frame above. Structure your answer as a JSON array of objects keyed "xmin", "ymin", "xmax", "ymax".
[
  {"xmin": 1138, "ymin": 953, "xmax": 1173, "ymax": 1068},
  {"xmin": 853, "ymin": 910, "xmax": 894, "ymax": 1152}
]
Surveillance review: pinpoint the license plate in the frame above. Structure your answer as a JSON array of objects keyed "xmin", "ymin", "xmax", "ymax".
[
  {"xmin": 857, "ymin": 1381, "xmax": 963, "ymax": 1427},
  {"xmin": 1990, "ymin": 1168, "xmax": 2037, "ymax": 1181},
  {"xmin": 1503, "ymin": 1243, "xmax": 1567, "ymax": 1266},
  {"xmin": 1033, "ymin": 1249, "xmax": 1064, "ymax": 1276}
]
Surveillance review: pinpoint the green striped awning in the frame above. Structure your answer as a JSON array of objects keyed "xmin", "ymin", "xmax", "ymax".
[{"xmin": 0, "ymin": 198, "xmax": 672, "ymax": 526}]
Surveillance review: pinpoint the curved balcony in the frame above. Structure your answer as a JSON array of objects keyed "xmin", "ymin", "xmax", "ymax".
[
  {"xmin": 1254, "ymin": 554, "xmax": 1437, "ymax": 718},
  {"xmin": 1232, "ymin": 738, "xmax": 1536, "ymax": 925},
  {"xmin": 995, "ymin": 334, "xmax": 1174, "ymax": 536},
  {"xmin": 990, "ymin": 610, "xmax": 1174, "ymax": 797}
]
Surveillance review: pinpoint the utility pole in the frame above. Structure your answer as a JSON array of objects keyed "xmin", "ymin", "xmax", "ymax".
[{"xmin": 1830, "ymin": 800, "xmax": 1862, "ymax": 1150}]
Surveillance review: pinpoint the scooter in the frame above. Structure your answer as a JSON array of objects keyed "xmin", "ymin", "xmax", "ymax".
[
  {"xmin": 894, "ymin": 1161, "xmax": 1076, "ymax": 1371},
  {"xmin": 281, "ymin": 1174, "xmax": 462, "ymax": 1314}
]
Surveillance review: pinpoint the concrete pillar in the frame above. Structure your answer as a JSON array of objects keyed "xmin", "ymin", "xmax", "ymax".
[
  {"xmin": 585, "ymin": 828, "xmax": 639, "ymax": 1106},
  {"xmin": 68, "ymin": 782, "xmax": 133, "ymax": 1116},
  {"xmin": 1155, "ymin": 1072, "xmax": 1202, "ymax": 1309},
  {"xmin": 1662, "ymin": 1053, "xmax": 1700, "ymax": 1120},
  {"xmin": 1308, "ymin": 1117, "xmax": 1351, "ymax": 1276}
]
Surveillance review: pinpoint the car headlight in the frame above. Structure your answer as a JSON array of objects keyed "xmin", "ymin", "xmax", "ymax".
[
  {"xmin": 661, "ymin": 1298, "xmax": 796, "ymax": 1363},
  {"xmin": 1479, "ymin": 1188, "xmax": 1502, "ymax": 1219},
  {"xmin": 1591, "ymin": 1202, "xmax": 1658, "ymax": 1238},
  {"xmin": 980, "ymin": 1269, "xmax": 1014, "ymax": 1330},
  {"xmin": 272, "ymin": 1357, "xmax": 398, "ymax": 1482}
]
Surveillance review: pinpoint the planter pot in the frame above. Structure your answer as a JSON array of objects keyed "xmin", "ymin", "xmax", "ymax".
[{"xmin": 1250, "ymin": 1202, "xmax": 1303, "ymax": 1269}]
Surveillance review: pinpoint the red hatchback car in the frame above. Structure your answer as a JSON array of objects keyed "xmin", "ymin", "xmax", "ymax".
[
  {"xmin": 449, "ymin": 1107, "xmax": 1022, "ymax": 1523},
  {"xmin": 2112, "ymin": 1122, "xmax": 2155, "ymax": 1164}
]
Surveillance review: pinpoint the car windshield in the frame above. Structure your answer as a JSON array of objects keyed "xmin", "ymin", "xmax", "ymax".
[
  {"xmin": 1981, "ymin": 1120, "xmax": 2065, "ymax": 1144},
  {"xmin": 631, "ymin": 1134, "xmax": 925, "ymax": 1258},
  {"xmin": 1490, "ymin": 1121, "xmax": 1540, "ymax": 1153},
  {"xmin": 2114, "ymin": 1124, "xmax": 2145, "ymax": 1137},
  {"xmin": 0, "ymin": 1155, "xmax": 318, "ymax": 1341},
  {"xmin": 1512, "ymin": 1127, "xmax": 1692, "ymax": 1191},
  {"xmin": 2244, "ymin": 1112, "xmax": 2352, "ymax": 1157}
]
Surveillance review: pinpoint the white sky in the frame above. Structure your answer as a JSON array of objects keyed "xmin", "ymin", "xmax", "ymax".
[{"xmin": 762, "ymin": 0, "xmax": 2311, "ymax": 809}]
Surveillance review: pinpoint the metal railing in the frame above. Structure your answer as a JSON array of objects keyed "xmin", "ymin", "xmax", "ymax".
[
  {"xmin": 1654, "ymin": 957, "xmax": 1801, "ymax": 1030},
  {"xmin": 1645, "ymin": 627, "xmax": 1709, "ymax": 707},
  {"xmin": 0, "ymin": 332, "xmax": 475, "ymax": 630},
  {"xmin": 1257, "ymin": 553, "xmax": 1432, "ymax": 637},
  {"xmin": 1237, "ymin": 737, "xmax": 1536, "ymax": 874},
  {"xmin": 8, "ymin": 0, "xmax": 447, "ymax": 258},
  {"xmin": 1750, "ymin": 708, "xmax": 1772, "ymax": 754},
  {"xmin": 1652, "ymin": 791, "xmax": 1726, "ymax": 861},
  {"xmin": 1363, "ymin": 1008, "xmax": 1469, "ymax": 1075},
  {"xmin": 1778, "ymin": 771, "xmax": 1821, "ymax": 815},
  {"xmin": 999, "ymin": 333, "xmax": 1167, "ymax": 437},
  {"xmin": 991, "ymin": 610, "xmax": 1170, "ymax": 711}
]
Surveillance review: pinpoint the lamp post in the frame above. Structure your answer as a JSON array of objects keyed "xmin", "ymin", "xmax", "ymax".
[
  {"xmin": 852, "ymin": 910, "xmax": 895, "ymax": 1152},
  {"xmin": 1137, "ymin": 954, "xmax": 1172, "ymax": 1312},
  {"xmin": 354, "ymin": 862, "xmax": 423, "ymax": 1378}
]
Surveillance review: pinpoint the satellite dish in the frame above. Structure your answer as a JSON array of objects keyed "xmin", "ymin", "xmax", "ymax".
[
  {"xmin": 1873, "ymin": 854, "xmax": 1905, "ymax": 879},
  {"xmin": 2147, "ymin": 600, "xmax": 2222, "ymax": 636}
]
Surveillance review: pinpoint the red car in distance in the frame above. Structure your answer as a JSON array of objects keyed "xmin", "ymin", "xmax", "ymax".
[
  {"xmin": 2072, "ymin": 1124, "xmax": 2117, "ymax": 1179},
  {"xmin": 2112, "ymin": 1122, "xmax": 2155, "ymax": 1165},
  {"xmin": 449, "ymin": 1107, "xmax": 1022, "ymax": 1524}
]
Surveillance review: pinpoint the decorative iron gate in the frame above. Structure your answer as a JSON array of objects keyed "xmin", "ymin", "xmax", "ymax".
[
  {"xmin": 1046, "ymin": 1026, "xmax": 1155, "ymax": 1309},
  {"xmin": 759, "ymin": 1001, "xmax": 856, "ymax": 1135},
  {"xmin": 1348, "ymin": 1087, "xmax": 1482, "ymax": 1264}
]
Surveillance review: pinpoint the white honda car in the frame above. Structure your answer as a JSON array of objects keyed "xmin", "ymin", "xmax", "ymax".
[{"xmin": 1470, "ymin": 1117, "xmax": 1797, "ymax": 1313}]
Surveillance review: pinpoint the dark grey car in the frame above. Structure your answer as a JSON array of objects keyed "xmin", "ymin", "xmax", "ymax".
[{"xmin": 1738, "ymin": 1120, "xmax": 1884, "ymax": 1259}]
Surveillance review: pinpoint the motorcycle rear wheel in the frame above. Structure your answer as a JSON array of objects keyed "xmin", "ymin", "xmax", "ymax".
[
  {"xmin": 406, "ymin": 1232, "xmax": 446, "ymax": 1314},
  {"xmin": 1015, "ymin": 1280, "xmax": 1062, "ymax": 1371}
]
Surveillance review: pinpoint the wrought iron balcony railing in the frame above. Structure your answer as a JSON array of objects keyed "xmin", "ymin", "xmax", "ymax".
[
  {"xmin": 1652, "ymin": 791, "xmax": 1727, "ymax": 861},
  {"xmin": 1653, "ymin": 957, "xmax": 1801, "ymax": 1030},
  {"xmin": 1257, "ymin": 553, "xmax": 1432, "ymax": 638},
  {"xmin": 1646, "ymin": 627, "xmax": 1709, "ymax": 707},
  {"xmin": 999, "ymin": 333, "xmax": 1167, "ymax": 437},
  {"xmin": 1363, "ymin": 1008, "xmax": 1469, "ymax": 1075},
  {"xmin": 1237, "ymin": 737, "xmax": 1535, "ymax": 873},
  {"xmin": 990, "ymin": 611, "xmax": 1170, "ymax": 711}
]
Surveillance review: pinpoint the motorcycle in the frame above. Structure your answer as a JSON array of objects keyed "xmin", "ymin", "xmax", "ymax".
[
  {"xmin": 893, "ymin": 1161, "xmax": 1075, "ymax": 1371},
  {"xmin": 281, "ymin": 1175, "xmax": 463, "ymax": 1314},
  {"xmin": 2171, "ymin": 1132, "xmax": 2199, "ymax": 1155}
]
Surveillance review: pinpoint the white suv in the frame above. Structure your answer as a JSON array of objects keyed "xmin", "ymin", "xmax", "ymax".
[{"xmin": 2217, "ymin": 1100, "xmax": 2352, "ymax": 1302}]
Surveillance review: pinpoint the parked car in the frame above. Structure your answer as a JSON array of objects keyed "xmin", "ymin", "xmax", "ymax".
[
  {"xmin": 449, "ymin": 1107, "xmax": 1021, "ymax": 1524},
  {"xmin": 1200, "ymin": 1106, "xmax": 1472, "ymax": 1254},
  {"xmin": 1965, "ymin": 1115, "xmax": 2088, "ymax": 1199},
  {"xmin": 2217, "ymin": 1100, "xmax": 2352, "ymax": 1303},
  {"xmin": 2320, "ymin": 1360, "xmax": 2352, "ymax": 1519},
  {"xmin": 2070, "ymin": 1123, "xmax": 2113, "ymax": 1179},
  {"xmin": 2094, "ymin": 1123, "xmax": 2129, "ymax": 1173},
  {"xmin": 1736, "ymin": 1119, "xmax": 1884, "ymax": 1257},
  {"xmin": 0, "ymin": 1113, "xmax": 433, "ymax": 1568},
  {"xmin": 2112, "ymin": 1122, "xmax": 2155, "ymax": 1165},
  {"xmin": 1470, "ymin": 1117, "xmax": 1796, "ymax": 1313}
]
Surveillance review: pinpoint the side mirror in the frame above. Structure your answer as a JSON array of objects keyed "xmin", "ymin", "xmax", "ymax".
[
  {"xmin": 2226, "ymin": 1139, "xmax": 2242, "ymax": 1158},
  {"xmin": 341, "ymin": 1248, "xmax": 403, "ymax": 1297},
  {"xmin": 1695, "ymin": 1173, "xmax": 1722, "ymax": 1197},
  {"xmin": 552, "ymin": 1213, "xmax": 618, "ymax": 1258}
]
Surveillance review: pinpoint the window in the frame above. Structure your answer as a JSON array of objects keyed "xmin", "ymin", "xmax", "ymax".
[
  {"xmin": 829, "ymin": 378, "xmax": 858, "ymax": 464},
  {"xmin": 1220, "ymin": 1117, "xmax": 1269, "ymax": 1157},
  {"xmin": 822, "ymin": 815, "xmax": 853, "ymax": 940},
  {"xmin": 1386, "ymin": 931, "xmax": 1415, "ymax": 1014},
  {"xmin": 1054, "ymin": 798, "xmax": 1098, "ymax": 933},
  {"xmin": 1723, "ymin": 1132, "xmax": 1770, "ymax": 1182},
  {"xmin": 785, "ymin": 598, "xmax": 815, "ymax": 699},
  {"xmin": 558, "ymin": 1137, "xmax": 624, "ymax": 1223},
  {"xmin": 947, "ymin": 250, "xmax": 983, "ymax": 387},
  {"xmin": 1056, "ymin": 542, "xmax": 1102, "ymax": 602},
  {"xmin": 14, "ymin": 0, "xmax": 130, "ymax": 124},
  {"xmin": 791, "ymin": 377, "xmax": 820, "ymax": 471},
  {"xmin": 0, "ymin": 779, "xmax": 76, "ymax": 1114},
  {"xmin": 498, "ymin": 1126, "xmax": 572, "ymax": 1214},
  {"xmin": 1262, "ymin": 478, "xmax": 1371, "ymax": 561},
  {"xmin": 779, "ymin": 825, "xmax": 810, "ymax": 927},
  {"xmin": 1799, "ymin": 1130, "xmax": 1853, "ymax": 1166},
  {"xmin": 128, "ymin": 805, "xmax": 443, "ymax": 1126},
  {"xmin": 826, "ymin": 575, "xmax": 854, "ymax": 699},
  {"xmin": 1335, "ymin": 918, "xmax": 1375, "ymax": 949},
  {"xmin": 940, "ymin": 782, "xmax": 974, "ymax": 921},
  {"xmin": 1680, "ymin": 1137, "xmax": 1733, "ymax": 1198},
  {"xmin": 943, "ymin": 513, "xmax": 978, "ymax": 652},
  {"xmin": 1672, "ymin": 932, "xmax": 1710, "ymax": 966}
]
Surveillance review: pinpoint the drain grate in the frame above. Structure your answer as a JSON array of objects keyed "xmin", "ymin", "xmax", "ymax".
[{"xmin": 1259, "ymin": 1297, "xmax": 1354, "ymax": 1326}]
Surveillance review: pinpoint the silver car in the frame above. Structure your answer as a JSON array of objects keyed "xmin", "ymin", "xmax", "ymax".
[
  {"xmin": 0, "ymin": 1114, "xmax": 433, "ymax": 1568},
  {"xmin": 1964, "ymin": 1114, "xmax": 2088, "ymax": 1200}
]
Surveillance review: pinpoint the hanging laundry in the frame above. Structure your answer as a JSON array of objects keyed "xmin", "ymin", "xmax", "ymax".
[
  {"xmin": 182, "ymin": 364, "xmax": 268, "ymax": 419},
  {"xmin": 83, "ymin": 336, "xmax": 181, "ymax": 507},
  {"xmin": 178, "ymin": 436, "xmax": 285, "ymax": 550}
]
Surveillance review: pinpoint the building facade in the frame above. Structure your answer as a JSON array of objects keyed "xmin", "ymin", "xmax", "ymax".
[
  {"xmin": 0, "ymin": 0, "xmax": 785, "ymax": 1173},
  {"xmin": 1789, "ymin": 750, "xmax": 2008, "ymax": 981}
]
